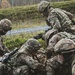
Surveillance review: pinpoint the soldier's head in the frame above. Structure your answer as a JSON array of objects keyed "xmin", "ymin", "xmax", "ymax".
[
  {"xmin": 38, "ymin": 1, "xmax": 51, "ymax": 17},
  {"xmin": 25, "ymin": 38, "xmax": 41, "ymax": 55},
  {"xmin": 0, "ymin": 19, "xmax": 12, "ymax": 35}
]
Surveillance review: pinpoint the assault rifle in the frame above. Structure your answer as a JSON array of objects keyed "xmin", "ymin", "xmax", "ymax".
[
  {"xmin": 34, "ymin": 28, "xmax": 51, "ymax": 40},
  {"xmin": 0, "ymin": 47, "xmax": 18, "ymax": 64},
  {"xmin": 34, "ymin": 33, "xmax": 44, "ymax": 40}
]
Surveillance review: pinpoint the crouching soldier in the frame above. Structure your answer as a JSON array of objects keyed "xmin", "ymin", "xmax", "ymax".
[
  {"xmin": 38, "ymin": 1, "xmax": 75, "ymax": 34},
  {"xmin": 46, "ymin": 38, "xmax": 75, "ymax": 75},
  {"xmin": 0, "ymin": 18, "xmax": 12, "ymax": 75},
  {"xmin": 13, "ymin": 38, "xmax": 46, "ymax": 75}
]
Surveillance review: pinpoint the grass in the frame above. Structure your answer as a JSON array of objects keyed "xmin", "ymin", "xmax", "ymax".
[
  {"xmin": 3, "ymin": 31, "xmax": 45, "ymax": 50},
  {"xmin": 3, "ymin": 14, "xmax": 75, "ymax": 50},
  {"xmin": 12, "ymin": 19, "xmax": 46, "ymax": 29},
  {"xmin": 0, "ymin": 1, "xmax": 75, "ymax": 22}
]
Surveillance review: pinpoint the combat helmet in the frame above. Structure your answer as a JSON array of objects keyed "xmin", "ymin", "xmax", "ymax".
[
  {"xmin": 0, "ymin": 19, "xmax": 12, "ymax": 32},
  {"xmin": 54, "ymin": 38, "xmax": 75, "ymax": 54},
  {"xmin": 38, "ymin": 1, "xmax": 50, "ymax": 13},
  {"xmin": 25, "ymin": 38, "xmax": 41, "ymax": 52}
]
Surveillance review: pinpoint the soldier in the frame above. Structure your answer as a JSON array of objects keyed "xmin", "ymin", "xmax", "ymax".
[
  {"xmin": 45, "ymin": 38, "xmax": 75, "ymax": 75},
  {"xmin": 0, "ymin": 18, "xmax": 12, "ymax": 75},
  {"xmin": 35, "ymin": 38, "xmax": 75, "ymax": 75},
  {"xmin": 38, "ymin": 1, "xmax": 75, "ymax": 34},
  {"xmin": 0, "ymin": 18, "xmax": 12, "ymax": 56},
  {"xmin": 44, "ymin": 31, "xmax": 75, "ymax": 58},
  {"xmin": 13, "ymin": 38, "xmax": 46, "ymax": 75}
]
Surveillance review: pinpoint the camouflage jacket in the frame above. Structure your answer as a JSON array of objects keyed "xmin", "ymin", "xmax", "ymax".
[
  {"xmin": 0, "ymin": 36, "xmax": 9, "ymax": 56},
  {"xmin": 56, "ymin": 32, "xmax": 75, "ymax": 42},
  {"xmin": 46, "ymin": 8, "xmax": 74, "ymax": 33},
  {"xmin": 14, "ymin": 45, "xmax": 45, "ymax": 71}
]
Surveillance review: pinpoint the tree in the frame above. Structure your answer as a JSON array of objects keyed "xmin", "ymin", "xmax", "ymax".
[{"xmin": 1, "ymin": 0, "xmax": 11, "ymax": 8}]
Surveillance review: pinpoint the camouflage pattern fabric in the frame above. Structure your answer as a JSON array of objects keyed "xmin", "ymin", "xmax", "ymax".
[
  {"xmin": 13, "ymin": 39, "xmax": 45, "ymax": 75},
  {"xmin": 54, "ymin": 38, "xmax": 75, "ymax": 53},
  {"xmin": 43, "ymin": 29, "xmax": 58, "ymax": 45},
  {"xmin": 13, "ymin": 65, "xmax": 30, "ymax": 75},
  {"xmin": 0, "ymin": 62, "xmax": 9, "ymax": 75},
  {"xmin": 46, "ymin": 8, "xmax": 73, "ymax": 32},
  {"xmin": 0, "ymin": 19, "xmax": 12, "ymax": 75},
  {"xmin": 37, "ymin": 48, "xmax": 47, "ymax": 65},
  {"xmin": 72, "ymin": 55, "xmax": 75, "ymax": 75},
  {"xmin": 0, "ymin": 36, "xmax": 9, "ymax": 56},
  {"xmin": 46, "ymin": 54, "xmax": 64, "ymax": 69},
  {"xmin": 46, "ymin": 32, "xmax": 75, "ymax": 52},
  {"xmin": 15, "ymin": 51, "xmax": 42, "ymax": 69},
  {"xmin": 45, "ymin": 54, "xmax": 64, "ymax": 75},
  {"xmin": 14, "ymin": 38, "xmax": 43, "ymax": 70},
  {"xmin": 0, "ymin": 19, "xmax": 12, "ymax": 56},
  {"xmin": 46, "ymin": 38, "xmax": 75, "ymax": 75}
]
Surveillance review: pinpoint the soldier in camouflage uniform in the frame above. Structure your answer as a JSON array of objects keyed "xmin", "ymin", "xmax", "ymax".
[
  {"xmin": 0, "ymin": 19, "xmax": 12, "ymax": 75},
  {"xmin": 44, "ymin": 31, "xmax": 75, "ymax": 75},
  {"xmin": 0, "ymin": 19, "xmax": 12, "ymax": 55},
  {"xmin": 44, "ymin": 31, "xmax": 75, "ymax": 53},
  {"xmin": 13, "ymin": 38, "xmax": 46, "ymax": 75},
  {"xmin": 37, "ymin": 2, "xmax": 75, "ymax": 74},
  {"xmin": 45, "ymin": 38, "xmax": 75, "ymax": 75},
  {"xmin": 38, "ymin": 1, "xmax": 75, "ymax": 34},
  {"xmin": 34, "ymin": 37, "xmax": 75, "ymax": 75}
]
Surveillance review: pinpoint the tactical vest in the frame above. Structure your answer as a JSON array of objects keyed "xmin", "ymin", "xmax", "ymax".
[{"xmin": 47, "ymin": 8, "xmax": 72, "ymax": 32}]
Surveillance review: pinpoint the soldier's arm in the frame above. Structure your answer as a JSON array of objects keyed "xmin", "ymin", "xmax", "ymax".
[
  {"xmin": 62, "ymin": 10, "xmax": 75, "ymax": 25},
  {"xmin": 48, "ymin": 13, "xmax": 61, "ymax": 31},
  {"xmin": 37, "ymin": 48, "xmax": 47, "ymax": 65},
  {"xmin": 0, "ymin": 37, "xmax": 9, "ymax": 56},
  {"xmin": 34, "ymin": 28, "xmax": 51, "ymax": 40},
  {"xmin": 3, "ymin": 45, "xmax": 10, "ymax": 53},
  {"xmin": 17, "ymin": 53, "xmax": 44, "ymax": 70},
  {"xmin": 0, "ymin": 37, "xmax": 10, "ymax": 53},
  {"xmin": 62, "ymin": 10, "xmax": 73, "ymax": 19},
  {"xmin": 2, "ymin": 38, "xmax": 10, "ymax": 53}
]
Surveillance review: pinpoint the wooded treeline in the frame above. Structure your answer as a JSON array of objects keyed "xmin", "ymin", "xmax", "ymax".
[
  {"xmin": 8, "ymin": 0, "xmax": 64, "ymax": 6},
  {"xmin": 0, "ymin": 0, "xmax": 69, "ymax": 7}
]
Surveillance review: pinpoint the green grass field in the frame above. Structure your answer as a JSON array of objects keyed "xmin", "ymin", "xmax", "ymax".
[
  {"xmin": 3, "ymin": 30, "xmax": 45, "ymax": 50},
  {"xmin": 12, "ymin": 19, "xmax": 46, "ymax": 29},
  {"xmin": 4, "ymin": 14, "xmax": 75, "ymax": 50}
]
